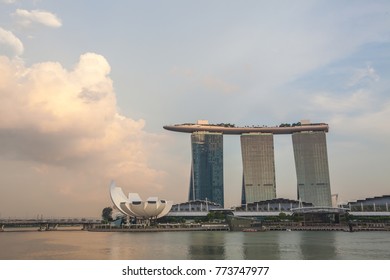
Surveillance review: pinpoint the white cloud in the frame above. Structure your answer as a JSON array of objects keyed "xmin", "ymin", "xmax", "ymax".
[
  {"xmin": 330, "ymin": 101, "xmax": 390, "ymax": 139},
  {"xmin": 348, "ymin": 64, "xmax": 380, "ymax": 87},
  {"xmin": 307, "ymin": 87, "xmax": 390, "ymax": 140},
  {"xmin": 0, "ymin": 53, "xmax": 167, "ymax": 216},
  {"xmin": 13, "ymin": 9, "xmax": 62, "ymax": 28},
  {"xmin": 310, "ymin": 90, "xmax": 373, "ymax": 113},
  {"xmin": 202, "ymin": 76, "xmax": 239, "ymax": 94},
  {"xmin": 171, "ymin": 66, "xmax": 239, "ymax": 95},
  {"xmin": 2, "ymin": 0, "xmax": 18, "ymax": 3},
  {"xmin": 0, "ymin": 27, "xmax": 24, "ymax": 56}
]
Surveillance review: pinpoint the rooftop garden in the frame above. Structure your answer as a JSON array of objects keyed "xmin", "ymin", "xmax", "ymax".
[{"xmin": 279, "ymin": 122, "xmax": 302, "ymax": 127}]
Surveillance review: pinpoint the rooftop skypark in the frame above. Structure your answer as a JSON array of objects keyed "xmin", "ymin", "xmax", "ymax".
[{"xmin": 163, "ymin": 120, "xmax": 329, "ymax": 135}]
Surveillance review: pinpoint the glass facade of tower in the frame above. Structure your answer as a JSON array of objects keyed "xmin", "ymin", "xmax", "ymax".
[
  {"xmin": 189, "ymin": 131, "xmax": 224, "ymax": 207},
  {"xmin": 241, "ymin": 133, "xmax": 276, "ymax": 205},
  {"xmin": 292, "ymin": 131, "xmax": 332, "ymax": 207}
]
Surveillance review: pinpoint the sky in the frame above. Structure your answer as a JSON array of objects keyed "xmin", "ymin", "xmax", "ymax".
[{"xmin": 0, "ymin": 0, "xmax": 389, "ymax": 218}]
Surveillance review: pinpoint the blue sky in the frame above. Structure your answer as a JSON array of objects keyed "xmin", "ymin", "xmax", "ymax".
[{"xmin": 0, "ymin": 0, "xmax": 389, "ymax": 217}]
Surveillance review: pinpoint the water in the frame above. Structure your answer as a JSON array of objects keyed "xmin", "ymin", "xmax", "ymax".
[{"xmin": 0, "ymin": 230, "xmax": 389, "ymax": 260}]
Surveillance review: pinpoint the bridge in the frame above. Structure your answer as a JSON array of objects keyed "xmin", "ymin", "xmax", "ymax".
[{"xmin": 0, "ymin": 218, "xmax": 102, "ymax": 231}]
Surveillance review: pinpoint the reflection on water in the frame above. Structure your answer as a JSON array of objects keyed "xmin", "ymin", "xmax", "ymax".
[
  {"xmin": 242, "ymin": 232, "xmax": 280, "ymax": 259},
  {"xmin": 0, "ymin": 230, "xmax": 389, "ymax": 260},
  {"xmin": 277, "ymin": 230, "xmax": 302, "ymax": 259},
  {"xmin": 299, "ymin": 232, "xmax": 337, "ymax": 259},
  {"xmin": 188, "ymin": 232, "xmax": 225, "ymax": 259}
]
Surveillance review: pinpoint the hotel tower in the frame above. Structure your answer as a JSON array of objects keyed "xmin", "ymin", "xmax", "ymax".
[
  {"xmin": 189, "ymin": 131, "xmax": 224, "ymax": 206},
  {"xmin": 240, "ymin": 133, "xmax": 276, "ymax": 205},
  {"xmin": 164, "ymin": 120, "xmax": 332, "ymax": 207},
  {"xmin": 292, "ymin": 131, "xmax": 332, "ymax": 207}
]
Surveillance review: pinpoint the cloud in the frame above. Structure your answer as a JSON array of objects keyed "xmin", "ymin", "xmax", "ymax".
[
  {"xmin": 330, "ymin": 101, "xmax": 390, "ymax": 139},
  {"xmin": 171, "ymin": 66, "xmax": 239, "ymax": 94},
  {"xmin": 171, "ymin": 66, "xmax": 194, "ymax": 78},
  {"xmin": 0, "ymin": 53, "xmax": 167, "ymax": 217},
  {"xmin": 347, "ymin": 64, "xmax": 380, "ymax": 87},
  {"xmin": 202, "ymin": 76, "xmax": 239, "ymax": 94},
  {"xmin": 2, "ymin": 0, "xmax": 18, "ymax": 3},
  {"xmin": 307, "ymin": 87, "xmax": 390, "ymax": 142},
  {"xmin": 13, "ymin": 9, "xmax": 62, "ymax": 28},
  {"xmin": 0, "ymin": 27, "xmax": 24, "ymax": 56},
  {"xmin": 310, "ymin": 90, "xmax": 373, "ymax": 114}
]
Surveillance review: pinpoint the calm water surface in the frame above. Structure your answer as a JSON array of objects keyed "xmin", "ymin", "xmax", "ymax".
[{"xmin": 0, "ymin": 230, "xmax": 389, "ymax": 260}]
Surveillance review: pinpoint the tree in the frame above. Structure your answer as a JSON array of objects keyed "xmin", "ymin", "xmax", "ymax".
[
  {"xmin": 206, "ymin": 211, "xmax": 225, "ymax": 222},
  {"xmin": 278, "ymin": 212, "xmax": 287, "ymax": 221},
  {"xmin": 102, "ymin": 207, "xmax": 113, "ymax": 222}
]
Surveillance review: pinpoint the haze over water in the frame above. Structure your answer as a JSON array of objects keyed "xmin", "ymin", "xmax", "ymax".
[{"xmin": 1, "ymin": 231, "xmax": 389, "ymax": 260}]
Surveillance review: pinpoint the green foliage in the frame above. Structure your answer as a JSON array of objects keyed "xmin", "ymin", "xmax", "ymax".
[
  {"xmin": 292, "ymin": 215, "xmax": 303, "ymax": 222},
  {"xmin": 349, "ymin": 215, "xmax": 390, "ymax": 222},
  {"xmin": 158, "ymin": 216, "xmax": 187, "ymax": 223},
  {"xmin": 279, "ymin": 122, "xmax": 301, "ymax": 127},
  {"xmin": 215, "ymin": 123, "xmax": 235, "ymax": 128},
  {"xmin": 101, "ymin": 206, "xmax": 113, "ymax": 222},
  {"xmin": 278, "ymin": 212, "xmax": 287, "ymax": 219},
  {"xmin": 206, "ymin": 211, "xmax": 225, "ymax": 221}
]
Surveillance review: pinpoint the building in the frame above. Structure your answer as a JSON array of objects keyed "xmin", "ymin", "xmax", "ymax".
[
  {"xmin": 292, "ymin": 131, "xmax": 332, "ymax": 207},
  {"xmin": 236, "ymin": 198, "xmax": 312, "ymax": 212},
  {"xmin": 164, "ymin": 120, "xmax": 331, "ymax": 208},
  {"xmin": 189, "ymin": 131, "xmax": 224, "ymax": 206},
  {"xmin": 170, "ymin": 200, "xmax": 222, "ymax": 212},
  {"xmin": 109, "ymin": 181, "xmax": 173, "ymax": 220},
  {"xmin": 241, "ymin": 133, "xmax": 276, "ymax": 205},
  {"xmin": 347, "ymin": 195, "xmax": 390, "ymax": 212}
]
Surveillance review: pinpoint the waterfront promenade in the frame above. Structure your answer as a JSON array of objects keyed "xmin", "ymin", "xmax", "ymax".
[
  {"xmin": 2, "ymin": 218, "xmax": 389, "ymax": 233},
  {"xmin": 90, "ymin": 223, "xmax": 230, "ymax": 232},
  {"xmin": 267, "ymin": 225, "xmax": 390, "ymax": 232},
  {"xmin": 0, "ymin": 218, "xmax": 101, "ymax": 232}
]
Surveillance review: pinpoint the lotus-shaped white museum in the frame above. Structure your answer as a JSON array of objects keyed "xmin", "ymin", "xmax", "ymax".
[{"xmin": 109, "ymin": 181, "xmax": 173, "ymax": 219}]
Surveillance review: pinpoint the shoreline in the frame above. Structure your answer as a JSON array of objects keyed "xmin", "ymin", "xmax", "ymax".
[{"xmin": 2, "ymin": 224, "xmax": 390, "ymax": 233}]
